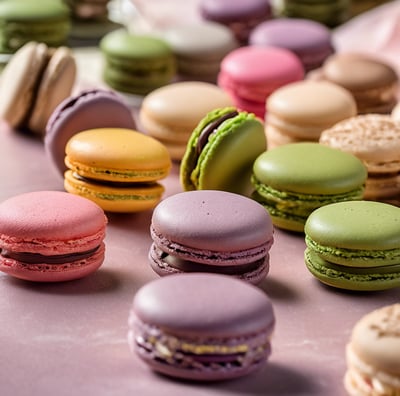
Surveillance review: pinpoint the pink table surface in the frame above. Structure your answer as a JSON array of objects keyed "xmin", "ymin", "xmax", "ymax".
[{"xmin": 2, "ymin": 2, "xmax": 400, "ymax": 393}]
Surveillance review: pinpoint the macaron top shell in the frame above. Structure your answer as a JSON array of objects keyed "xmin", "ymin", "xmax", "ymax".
[
  {"xmin": 250, "ymin": 18, "xmax": 332, "ymax": 52},
  {"xmin": 0, "ymin": 191, "xmax": 106, "ymax": 254},
  {"xmin": 266, "ymin": 81, "xmax": 356, "ymax": 125},
  {"xmin": 133, "ymin": 273, "xmax": 275, "ymax": 338},
  {"xmin": 321, "ymin": 53, "xmax": 398, "ymax": 91},
  {"xmin": 100, "ymin": 29, "xmax": 173, "ymax": 60},
  {"xmin": 151, "ymin": 190, "xmax": 273, "ymax": 252},
  {"xmin": 65, "ymin": 128, "xmax": 171, "ymax": 181},
  {"xmin": 140, "ymin": 82, "xmax": 233, "ymax": 128},
  {"xmin": 0, "ymin": 0, "xmax": 70, "ymax": 20},
  {"xmin": 253, "ymin": 143, "xmax": 367, "ymax": 194},
  {"xmin": 200, "ymin": 0, "xmax": 271, "ymax": 20},
  {"xmin": 220, "ymin": 46, "xmax": 304, "ymax": 85},
  {"xmin": 350, "ymin": 304, "xmax": 400, "ymax": 375},
  {"xmin": 305, "ymin": 201, "xmax": 400, "ymax": 251}
]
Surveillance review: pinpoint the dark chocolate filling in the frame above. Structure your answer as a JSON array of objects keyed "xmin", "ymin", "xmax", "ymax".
[
  {"xmin": 196, "ymin": 110, "xmax": 238, "ymax": 155},
  {"xmin": 1, "ymin": 246, "xmax": 100, "ymax": 265},
  {"xmin": 161, "ymin": 252, "xmax": 265, "ymax": 275},
  {"xmin": 72, "ymin": 173, "xmax": 154, "ymax": 188}
]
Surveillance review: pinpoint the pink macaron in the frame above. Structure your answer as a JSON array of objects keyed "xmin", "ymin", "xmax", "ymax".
[
  {"xmin": 129, "ymin": 273, "xmax": 276, "ymax": 381},
  {"xmin": 45, "ymin": 89, "xmax": 136, "ymax": 175},
  {"xmin": 149, "ymin": 190, "xmax": 274, "ymax": 284},
  {"xmin": 218, "ymin": 46, "xmax": 304, "ymax": 119},
  {"xmin": 0, "ymin": 190, "xmax": 107, "ymax": 282}
]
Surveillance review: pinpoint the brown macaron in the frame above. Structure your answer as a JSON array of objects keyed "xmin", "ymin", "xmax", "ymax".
[
  {"xmin": 310, "ymin": 52, "xmax": 398, "ymax": 114},
  {"xmin": 0, "ymin": 41, "xmax": 76, "ymax": 136},
  {"xmin": 320, "ymin": 114, "xmax": 400, "ymax": 205}
]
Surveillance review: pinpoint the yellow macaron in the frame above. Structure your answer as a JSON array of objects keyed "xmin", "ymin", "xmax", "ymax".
[{"xmin": 64, "ymin": 128, "xmax": 171, "ymax": 212}]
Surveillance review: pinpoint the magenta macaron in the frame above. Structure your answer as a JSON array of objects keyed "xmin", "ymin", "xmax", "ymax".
[
  {"xmin": 128, "ymin": 273, "xmax": 275, "ymax": 381},
  {"xmin": 149, "ymin": 190, "xmax": 274, "ymax": 284},
  {"xmin": 45, "ymin": 88, "xmax": 136, "ymax": 175},
  {"xmin": 0, "ymin": 190, "xmax": 107, "ymax": 282},
  {"xmin": 249, "ymin": 18, "xmax": 335, "ymax": 72},
  {"xmin": 218, "ymin": 46, "xmax": 304, "ymax": 119}
]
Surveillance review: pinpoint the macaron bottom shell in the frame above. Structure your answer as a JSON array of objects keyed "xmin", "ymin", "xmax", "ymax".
[
  {"xmin": 64, "ymin": 171, "xmax": 165, "ymax": 213},
  {"xmin": 305, "ymin": 248, "xmax": 400, "ymax": 291},
  {"xmin": 0, "ymin": 242, "xmax": 105, "ymax": 282}
]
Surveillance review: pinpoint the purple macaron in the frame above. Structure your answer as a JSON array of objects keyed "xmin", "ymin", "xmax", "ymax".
[
  {"xmin": 45, "ymin": 89, "xmax": 136, "ymax": 175},
  {"xmin": 149, "ymin": 190, "xmax": 274, "ymax": 284},
  {"xmin": 249, "ymin": 18, "xmax": 335, "ymax": 72},
  {"xmin": 128, "ymin": 273, "xmax": 275, "ymax": 381},
  {"xmin": 199, "ymin": 0, "xmax": 272, "ymax": 45}
]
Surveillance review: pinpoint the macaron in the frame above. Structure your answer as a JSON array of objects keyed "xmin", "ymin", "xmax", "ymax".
[
  {"xmin": 320, "ymin": 114, "xmax": 400, "ymax": 205},
  {"xmin": 0, "ymin": 190, "xmax": 107, "ymax": 282},
  {"xmin": 304, "ymin": 201, "xmax": 400, "ymax": 291},
  {"xmin": 180, "ymin": 107, "xmax": 266, "ymax": 196},
  {"xmin": 199, "ymin": 0, "xmax": 272, "ymax": 44},
  {"xmin": 163, "ymin": 21, "xmax": 238, "ymax": 83},
  {"xmin": 139, "ymin": 81, "xmax": 233, "ymax": 161},
  {"xmin": 149, "ymin": 190, "xmax": 274, "ymax": 284},
  {"xmin": 128, "ymin": 273, "xmax": 276, "ymax": 380},
  {"xmin": 311, "ymin": 52, "xmax": 399, "ymax": 114},
  {"xmin": 273, "ymin": 0, "xmax": 351, "ymax": 27},
  {"xmin": 64, "ymin": 128, "xmax": 171, "ymax": 212},
  {"xmin": 265, "ymin": 80, "xmax": 357, "ymax": 148},
  {"xmin": 251, "ymin": 142, "xmax": 368, "ymax": 232},
  {"xmin": 45, "ymin": 89, "xmax": 136, "ymax": 176},
  {"xmin": 249, "ymin": 18, "xmax": 335, "ymax": 72},
  {"xmin": 100, "ymin": 28, "xmax": 176, "ymax": 95},
  {"xmin": 0, "ymin": 41, "xmax": 76, "ymax": 136},
  {"xmin": 344, "ymin": 304, "xmax": 400, "ymax": 395},
  {"xmin": 0, "ymin": 0, "xmax": 70, "ymax": 55},
  {"xmin": 218, "ymin": 46, "xmax": 304, "ymax": 119},
  {"xmin": 392, "ymin": 102, "xmax": 400, "ymax": 121}
]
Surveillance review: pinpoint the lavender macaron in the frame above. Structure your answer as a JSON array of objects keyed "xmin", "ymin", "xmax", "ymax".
[
  {"xmin": 149, "ymin": 190, "xmax": 274, "ymax": 284},
  {"xmin": 45, "ymin": 89, "xmax": 136, "ymax": 175},
  {"xmin": 128, "ymin": 273, "xmax": 275, "ymax": 381}
]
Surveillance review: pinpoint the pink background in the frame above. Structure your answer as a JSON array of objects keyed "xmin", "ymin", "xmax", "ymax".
[{"xmin": 1, "ymin": 2, "xmax": 400, "ymax": 395}]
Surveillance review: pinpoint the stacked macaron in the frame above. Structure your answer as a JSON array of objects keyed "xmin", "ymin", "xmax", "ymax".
[
  {"xmin": 320, "ymin": 114, "xmax": 400, "ymax": 205},
  {"xmin": 265, "ymin": 80, "xmax": 357, "ymax": 148},
  {"xmin": 304, "ymin": 201, "xmax": 400, "ymax": 291}
]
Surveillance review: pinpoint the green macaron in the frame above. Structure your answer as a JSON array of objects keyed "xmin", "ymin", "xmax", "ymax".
[
  {"xmin": 304, "ymin": 200, "xmax": 400, "ymax": 291},
  {"xmin": 0, "ymin": 0, "xmax": 70, "ymax": 54},
  {"xmin": 180, "ymin": 107, "xmax": 266, "ymax": 196},
  {"xmin": 251, "ymin": 142, "xmax": 367, "ymax": 232},
  {"xmin": 100, "ymin": 29, "xmax": 176, "ymax": 95}
]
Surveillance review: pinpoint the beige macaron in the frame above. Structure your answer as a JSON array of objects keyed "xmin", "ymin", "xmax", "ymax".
[
  {"xmin": 139, "ymin": 81, "xmax": 233, "ymax": 161},
  {"xmin": 320, "ymin": 114, "xmax": 400, "ymax": 204},
  {"xmin": 310, "ymin": 52, "xmax": 398, "ymax": 115},
  {"xmin": 0, "ymin": 41, "xmax": 76, "ymax": 136},
  {"xmin": 265, "ymin": 80, "xmax": 356, "ymax": 149},
  {"xmin": 344, "ymin": 304, "xmax": 400, "ymax": 396}
]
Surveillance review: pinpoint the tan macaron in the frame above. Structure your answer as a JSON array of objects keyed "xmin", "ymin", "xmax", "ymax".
[
  {"xmin": 0, "ymin": 41, "xmax": 76, "ymax": 136},
  {"xmin": 265, "ymin": 80, "xmax": 356, "ymax": 148},
  {"xmin": 344, "ymin": 304, "xmax": 400, "ymax": 396},
  {"xmin": 320, "ymin": 114, "xmax": 400, "ymax": 204}
]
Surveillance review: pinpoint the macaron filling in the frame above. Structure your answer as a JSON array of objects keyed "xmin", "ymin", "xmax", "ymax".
[
  {"xmin": 1, "ymin": 246, "xmax": 100, "ymax": 265},
  {"xmin": 131, "ymin": 316, "xmax": 272, "ymax": 372}
]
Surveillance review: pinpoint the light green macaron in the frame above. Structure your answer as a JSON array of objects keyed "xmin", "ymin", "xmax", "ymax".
[
  {"xmin": 251, "ymin": 142, "xmax": 367, "ymax": 232},
  {"xmin": 304, "ymin": 200, "xmax": 400, "ymax": 291},
  {"xmin": 180, "ymin": 107, "xmax": 266, "ymax": 196}
]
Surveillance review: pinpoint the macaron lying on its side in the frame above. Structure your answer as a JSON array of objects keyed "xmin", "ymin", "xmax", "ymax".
[
  {"xmin": 129, "ymin": 273, "xmax": 276, "ymax": 381},
  {"xmin": 0, "ymin": 191, "xmax": 107, "ymax": 282},
  {"xmin": 0, "ymin": 41, "xmax": 76, "ymax": 136},
  {"xmin": 139, "ymin": 82, "xmax": 233, "ymax": 161},
  {"xmin": 304, "ymin": 201, "xmax": 400, "ymax": 291},
  {"xmin": 149, "ymin": 190, "xmax": 274, "ymax": 284},
  {"xmin": 251, "ymin": 142, "xmax": 367, "ymax": 232},
  {"xmin": 64, "ymin": 128, "xmax": 171, "ymax": 212},
  {"xmin": 344, "ymin": 304, "xmax": 400, "ymax": 396},
  {"xmin": 180, "ymin": 107, "xmax": 266, "ymax": 196},
  {"xmin": 45, "ymin": 89, "xmax": 136, "ymax": 176}
]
